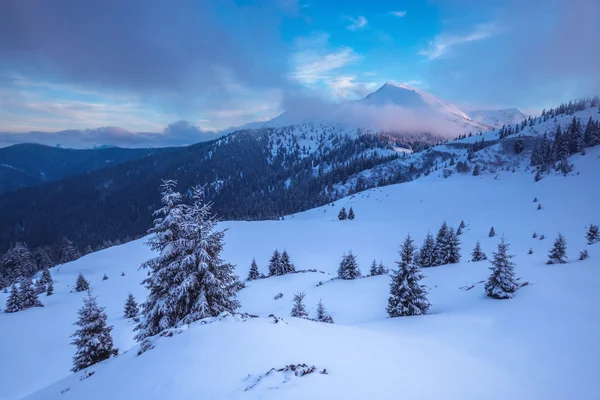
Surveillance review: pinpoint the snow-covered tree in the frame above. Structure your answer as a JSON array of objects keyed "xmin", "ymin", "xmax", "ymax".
[
  {"xmin": 435, "ymin": 224, "xmax": 461, "ymax": 265},
  {"xmin": 59, "ymin": 237, "xmax": 80, "ymax": 264},
  {"xmin": 290, "ymin": 292, "xmax": 308, "ymax": 318},
  {"xmin": 247, "ymin": 259, "xmax": 260, "ymax": 281},
  {"xmin": 377, "ymin": 262, "xmax": 388, "ymax": 275},
  {"xmin": 348, "ymin": 207, "xmax": 355, "ymax": 220},
  {"xmin": 338, "ymin": 207, "xmax": 347, "ymax": 220},
  {"xmin": 83, "ymin": 245, "xmax": 93, "ymax": 255},
  {"xmin": 472, "ymin": 164, "xmax": 481, "ymax": 176},
  {"xmin": 547, "ymin": 233, "xmax": 567, "ymax": 264},
  {"xmin": 135, "ymin": 183, "xmax": 241, "ymax": 341},
  {"xmin": 35, "ymin": 248, "xmax": 54, "ymax": 271},
  {"xmin": 5, "ymin": 284, "xmax": 20, "ymax": 313},
  {"xmin": 399, "ymin": 234, "xmax": 416, "ymax": 268},
  {"xmin": 75, "ymin": 273, "xmax": 89, "ymax": 292},
  {"xmin": 488, "ymin": 226, "xmax": 496, "ymax": 237},
  {"xmin": 369, "ymin": 259, "xmax": 378, "ymax": 276},
  {"xmin": 34, "ymin": 278, "xmax": 46, "ymax": 295},
  {"xmin": 280, "ymin": 250, "xmax": 295, "ymax": 275},
  {"xmin": 39, "ymin": 268, "xmax": 53, "ymax": 287},
  {"xmin": 471, "ymin": 241, "xmax": 488, "ymax": 262},
  {"xmin": 268, "ymin": 250, "xmax": 282, "ymax": 276},
  {"xmin": 315, "ymin": 298, "xmax": 333, "ymax": 323},
  {"xmin": 579, "ymin": 249, "xmax": 589, "ymax": 261},
  {"xmin": 485, "ymin": 237, "xmax": 518, "ymax": 299},
  {"xmin": 71, "ymin": 290, "xmax": 116, "ymax": 372},
  {"xmin": 2, "ymin": 242, "xmax": 36, "ymax": 284},
  {"xmin": 46, "ymin": 281, "xmax": 54, "ymax": 296},
  {"xmin": 586, "ymin": 224, "xmax": 599, "ymax": 245},
  {"xmin": 387, "ymin": 237, "xmax": 430, "ymax": 317},
  {"xmin": 102, "ymin": 274, "xmax": 108, "ymax": 281},
  {"xmin": 123, "ymin": 293, "xmax": 138, "ymax": 318},
  {"xmin": 337, "ymin": 252, "xmax": 361, "ymax": 280},
  {"xmin": 418, "ymin": 232, "xmax": 436, "ymax": 267},
  {"xmin": 19, "ymin": 277, "xmax": 43, "ymax": 309}
]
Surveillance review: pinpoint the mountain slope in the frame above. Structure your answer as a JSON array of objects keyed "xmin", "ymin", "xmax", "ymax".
[
  {"xmin": 1, "ymin": 144, "xmax": 598, "ymax": 400},
  {"xmin": 469, "ymin": 108, "xmax": 528, "ymax": 128}
]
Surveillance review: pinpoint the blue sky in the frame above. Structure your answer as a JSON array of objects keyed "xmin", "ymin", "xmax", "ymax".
[{"xmin": 0, "ymin": 0, "xmax": 598, "ymax": 141}]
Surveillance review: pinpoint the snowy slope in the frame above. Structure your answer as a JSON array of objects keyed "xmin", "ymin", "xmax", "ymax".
[
  {"xmin": 1, "ymin": 140, "xmax": 599, "ymax": 399},
  {"xmin": 469, "ymin": 108, "xmax": 528, "ymax": 128}
]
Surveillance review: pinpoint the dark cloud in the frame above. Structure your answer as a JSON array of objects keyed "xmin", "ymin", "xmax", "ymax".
[
  {"xmin": 0, "ymin": 0, "xmax": 294, "ymax": 104},
  {"xmin": 0, "ymin": 121, "xmax": 221, "ymax": 149},
  {"xmin": 425, "ymin": 0, "xmax": 600, "ymax": 108}
]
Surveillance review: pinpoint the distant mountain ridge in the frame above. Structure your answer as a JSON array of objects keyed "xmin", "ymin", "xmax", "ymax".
[{"xmin": 468, "ymin": 108, "xmax": 528, "ymax": 128}]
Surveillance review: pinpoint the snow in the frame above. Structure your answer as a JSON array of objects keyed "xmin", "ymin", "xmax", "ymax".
[
  {"xmin": 469, "ymin": 108, "xmax": 528, "ymax": 128},
  {"xmin": 1, "ymin": 136, "xmax": 600, "ymax": 399}
]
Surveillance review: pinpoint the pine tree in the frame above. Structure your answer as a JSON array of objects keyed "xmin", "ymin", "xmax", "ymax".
[
  {"xmin": 83, "ymin": 245, "xmax": 93, "ymax": 255},
  {"xmin": 387, "ymin": 241, "xmax": 430, "ymax": 317},
  {"xmin": 579, "ymin": 249, "xmax": 589, "ymax": 261},
  {"xmin": 586, "ymin": 224, "xmax": 599, "ymax": 245},
  {"xmin": 247, "ymin": 259, "xmax": 260, "ymax": 281},
  {"xmin": 337, "ymin": 252, "xmax": 361, "ymax": 280},
  {"xmin": 547, "ymin": 233, "xmax": 567, "ymax": 264},
  {"xmin": 338, "ymin": 207, "xmax": 347, "ymax": 220},
  {"xmin": 418, "ymin": 232, "xmax": 436, "ymax": 267},
  {"xmin": 123, "ymin": 293, "xmax": 138, "ymax": 318},
  {"xmin": 347, "ymin": 207, "xmax": 355, "ymax": 220},
  {"xmin": 472, "ymin": 164, "xmax": 481, "ymax": 176},
  {"xmin": 377, "ymin": 262, "xmax": 388, "ymax": 275},
  {"xmin": 39, "ymin": 268, "xmax": 53, "ymax": 287},
  {"xmin": 102, "ymin": 274, "xmax": 109, "ymax": 281},
  {"xmin": 5, "ymin": 284, "xmax": 21, "ymax": 313},
  {"xmin": 485, "ymin": 237, "xmax": 518, "ymax": 299},
  {"xmin": 71, "ymin": 290, "xmax": 116, "ymax": 372},
  {"xmin": 135, "ymin": 183, "xmax": 241, "ymax": 341},
  {"xmin": 268, "ymin": 250, "xmax": 282, "ymax": 276},
  {"xmin": 35, "ymin": 248, "xmax": 54, "ymax": 271},
  {"xmin": 59, "ymin": 237, "xmax": 80, "ymax": 264},
  {"xmin": 488, "ymin": 226, "xmax": 496, "ymax": 237},
  {"xmin": 290, "ymin": 292, "xmax": 308, "ymax": 318},
  {"xmin": 399, "ymin": 234, "xmax": 416, "ymax": 268},
  {"xmin": 46, "ymin": 281, "xmax": 54, "ymax": 296},
  {"xmin": 280, "ymin": 250, "xmax": 295, "ymax": 274},
  {"xmin": 435, "ymin": 225, "xmax": 461, "ymax": 265},
  {"xmin": 75, "ymin": 273, "xmax": 89, "ymax": 292},
  {"xmin": 19, "ymin": 278, "xmax": 43, "ymax": 309},
  {"xmin": 471, "ymin": 241, "xmax": 488, "ymax": 262},
  {"xmin": 2, "ymin": 242, "xmax": 36, "ymax": 284},
  {"xmin": 369, "ymin": 259, "xmax": 378, "ymax": 276},
  {"xmin": 315, "ymin": 298, "xmax": 333, "ymax": 323},
  {"xmin": 34, "ymin": 278, "xmax": 46, "ymax": 295}
]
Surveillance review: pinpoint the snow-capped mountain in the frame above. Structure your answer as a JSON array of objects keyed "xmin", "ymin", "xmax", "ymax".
[
  {"xmin": 468, "ymin": 108, "xmax": 528, "ymax": 129},
  {"xmin": 265, "ymin": 83, "xmax": 490, "ymax": 137}
]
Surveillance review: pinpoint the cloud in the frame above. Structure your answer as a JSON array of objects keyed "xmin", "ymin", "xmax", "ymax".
[
  {"xmin": 419, "ymin": 22, "xmax": 498, "ymax": 60},
  {"xmin": 327, "ymin": 76, "xmax": 378, "ymax": 99},
  {"xmin": 345, "ymin": 16, "xmax": 368, "ymax": 31},
  {"xmin": 0, "ymin": 121, "xmax": 222, "ymax": 149},
  {"xmin": 390, "ymin": 11, "xmax": 407, "ymax": 18}
]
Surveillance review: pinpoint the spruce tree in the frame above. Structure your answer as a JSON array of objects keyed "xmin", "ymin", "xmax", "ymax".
[
  {"xmin": 369, "ymin": 259, "xmax": 378, "ymax": 276},
  {"xmin": 377, "ymin": 262, "xmax": 388, "ymax": 275},
  {"xmin": 586, "ymin": 224, "xmax": 599, "ymax": 245},
  {"xmin": 337, "ymin": 252, "xmax": 361, "ymax": 280},
  {"xmin": 338, "ymin": 207, "xmax": 347, "ymax": 220},
  {"xmin": 247, "ymin": 259, "xmax": 260, "ymax": 281},
  {"xmin": 547, "ymin": 233, "xmax": 567, "ymax": 264},
  {"xmin": 280, "ymin": 250, "xmax": 295, "ymax": 274},
  {"xmin": 135, "ymin": 183, "xmax": 241, "ymax": 341},
  {"xmin": 433, "ymin": 222, "xmax": 449, "ymax": 266},
  {"xmin": 35, "ymin": 248, "xmax": 54, "ymax": 271},
  {"xmin": 435, "ymin": 226, "xmax": 461, "ymax": 265},
  {"xmin": 19, "ymin": 278, "xmax": 43, "ymax": 309},
  {"xmin": 290, "ymin": 292, "xmax": 308, "ymax": 318},
  {"xmin": 471, "ymin": 241, "xmax": 488, "ymax": 262},
  {"xmin": 5, "ymin": 284, "xmax": 21, "ymax": 313},
  {"xmin": 387, "ymin": 237, "xmax": 430, "ymax": 317},
  {"xmin": 347, "ymin": 207, "xmax": 355, "ymax": 220},
  {"xmin": 71, "ymin": 290, "xmax": 116, "ymax": 372},
  {"xmin": 418, "ymin": 232, "xmax": 436, "ymax": 267},
  {"xmin": 472, "ymin": 164, "xmax": 481, "ymax": 176},
  {"xmin": 123, "ymin": 293, "xmax": 138, "ymax": 318},
  {"xmin": 39, "ymin": 268, "xmax": 53, "ymax": 287},
  {"xmin": 485, "ymin": 237, "xmax": 518, "ymax": 299},
  {"xmin": 59, "ymin": 237, "xmax": 80, "ymax": 264},
  {"xmin": 75, "ymin": 273, "xmax": 89, "ymax": 292},
  {"xmin": 315, "ymin": 298, "xmax": 333, "ymax": 323},
  {"xmin": 102, "ymin": 274, "xmax": 109, "ymax": 281},
  {"xmin": 46, "ymin": 281, "xmax": 54, "ymax": 296},
  {"xmin": 34, "ymin": 278, "xmax": 46, "ymax": 295},
  {"xmin": 579, "ymin": 249, "xmax": 589, "ymax": 261},
  {"xmin": 268, "ymin": 250, "xmax": 282, "ymax": 276},
  {"xmin": 2, "ymin": 242, "xmax": 36, "ymax": 283},
  {"xmin": 489, "ymin": 226, "xmax": 496, "ymax": 237}
]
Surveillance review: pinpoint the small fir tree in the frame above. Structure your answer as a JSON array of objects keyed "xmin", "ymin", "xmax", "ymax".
[
  {"xmin": 338, "ymin": 207, "xmax": 347, "ymax": 220},
  {"xmin": 488, "ymin": 226, "xmax": 496, "ymax": 237},
  {"xmin": 5, "ymin": 284, "xmax": 20, "ymax": 313},
  {"xmin": 280, "ymin": 250, "xmax": 296, "ymax": 274},
  {"xmin": 315, "ymin": 298, "xmax": 334, "ymax": 323},
  {"xmin": 387, "ymin": 236, "xmax": 430, "ymax": 317},
  {"xmin": 71, "ymin": 290, "xmax": 117, "ymax": 372},
  {"xmin": 471, "ymin": 241, "xmax": 488, "ymax": 262},
  {"xmin": 268, "ymin": 250, "xmax": 282, "ymax": 276},
  {"xmin": 34, "ymin": 278, "xmax": 46, "ymax": 295},
  {"xmin": 586, "ymin": 224, "xmax": 599, "ymax": 245},
  {"xmin": 347, "ymin": 207, "xmax": 355, "ymax": 220},
  {"xmin": 369, "ymin": 259, "xmax": 378, "ymax": 276},
  {"xmin": 19, "ymin": 278, "xmax": 43, "ymax": 309},
  {"xmin": 75, "ymin": 273, "xmax": 89, "ymax": 292},
  {"xmin": 39, "ymin": 268, "xmax": 53, "ymax": 287},
  {"xmin": 377, "ymin": 262, "xmax": 388, "ymax": 275},
  {"xmin": 247, "ymin": 259, "xmax": 260, "ymax": 281},
  {"xmin": 485, "ymin": 237, "xmax": 518, "ymax": 299},
  {"xmin": 418, "ymin": 232, "xmax": 436, "ymax": 267},
  {"xmin": 290, "ymin": 292, "xmax": 308, "ymax": 318},
  {"xmin": 579, "ymin": 249, "xmax": 589, "ymax": 261},
  {"xmin": 547, "ymin": 233, "xmax": 567, "ymax": 264},
  {"xmin": 123, "ymin": 293, "xmax": 139, "ymax": 318},
  {"xmin": 46, "ymin": 281, "xmax": 54, "ymax": 296},
  {"xmin": 337, "ymin": 252, "xmax": 361, "ymax": 280},
  {"xmin": 102, "ymin": 274, "xmax": 109, "ymax": 281}
]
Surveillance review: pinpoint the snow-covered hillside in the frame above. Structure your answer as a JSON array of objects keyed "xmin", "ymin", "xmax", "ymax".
[
  {"xmin": 1, "ymin": 138, "xmax": 599, "ymax": 399},
  {"xmin": 469, "ymin": 108, "xmax": 528, "ymax": 128}
]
